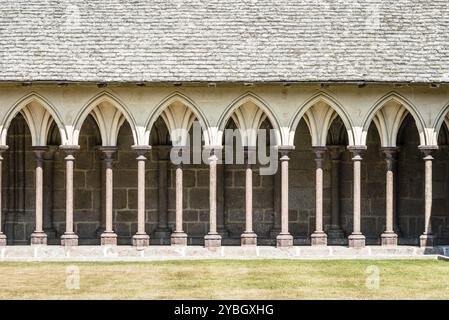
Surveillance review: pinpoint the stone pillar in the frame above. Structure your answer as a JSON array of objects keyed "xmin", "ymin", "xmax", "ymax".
[
  {"xmin": 30, "ymin": 146, "xmax": 48, "ymax": 245},
  {"xmin": 60, "ymin": 145, "xmax": 80, "ymax": 246},
  {"xmin": 311, "ymin": 147, "xmax": 328, "ymax": 246},
  {"xmin": 99, "ymin": 147, "xmax": 118, "ymax": 245},
  {"xmin": 276, "ymin": 147, "xmax": 294, "ymax": 247},
  {"xmin": 153, "ymin": 145, "xmax": 171, "ymax": 242},
  {"xmin": 132, "ymin": 145, "xmax": 151, "ymax": 246},
  {"xmin": 171, "ymin": 147, "xmax": 188, "ymax": 245},
  {"xmin": 204, "ymin": 148, "xmax": 222, "ymax": 247},
  {"xmin": 327, "ymin": 146, "xmax": 345, "ymax": 243},
  {"xmin": 347, "ymin": 146, "xmax": 366, "ymax": 248},
  {"xmin": 381, "ymin": 147, "xmax": 398, "ymax": 246},
  {"xmin": 0, "ymin": 146, "xmax": 8, "ymax": 246},
  {"xmin": 270, "ymin": 162, "xmax": 281, "ymax": 239},
  {"xmin": 241, "ymin": 147, "xmax": 257, "ymax": 246},
  {"xmin": 419, "ymin": 146, "xmax": 437, "ymax": 247},
  {"xmin": 43, "ymin": 146, "xmax": 57, "ymax": 240}
]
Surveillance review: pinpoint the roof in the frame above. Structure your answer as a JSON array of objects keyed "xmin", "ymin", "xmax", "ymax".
[{"xmin": 0, "ymin": 0, "xmax": 448, "ymax": 83}]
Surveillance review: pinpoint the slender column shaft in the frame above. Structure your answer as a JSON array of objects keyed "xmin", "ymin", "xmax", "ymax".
[
  {"xmin": 105, "ymin": 158, "xmax": 113, "ymax": 232},
  {"xmin": 209, "ymin": 155, "xmax": 217, "ymax": 234},
  {"xmin": 65, "ymin": 154, "xmax": 74, "ymax": 234},
  {"xmin": 171, "ymin": 147, "xmax": 188, "ymax": 246},
  {"xmin": 137, "ymin": 155, "xmax": 146, "ymax": 234},
  {"xmin": 132, "ymin": 145, "xmax": 151, "ymax": 247},
  {"xmin": 315, "ymin": 154, "xmax": 324, "ymax": 232},
  {"xmin": 245, "ymin": 161, "xmax": 253, "ymax": 233},
  {"xmin": 30, "ymin": 147, "xmax": 49, "ymax": 245},
  {"xmin": 424, "ymin": 155, "xmax": 433, "ymax": 235},
  {"xmin": 347, "ymin": 147, "xmax": 366, "ymax": 248},
  {"xmin": 99, "ymin": 147, "xmax": 117, "ymax": 246},
  {"xmin": 0, "ymin": 146, "xmax": 8, "ymax": 246},
  {"xmin": 311, "ymin": 147, "xmax": 327, "ymax": 246},
  {"xmin": 35, "ymin": 153, "xmax": 44, "ymax": 232},
  {"xmin": 175, "ymin": 163, "xmax": 183, "ymax": 232},
  {"xmin": 205, "ymin": 149, "xmax": 222, "ymax": 248},
  {"xmin": 280, "ymin": 155, "xmax": 289, "ymax": 234},
  {"xmin": 60, "ymin": 145, "xmax": 79, "ymax": 246},
  {"xmin": 381, "ymin": 148, "xmax": 398, "ymax": 246},
  {"xmin": 241, "ymin": 147, "xmax": 257, "ymax": 246},
  {"xmin": 276, "ymin": 148, "xmax": 294, "ymax": 247},
  {"xmin": 419, "ymin": 147, "xmax": 436, "ymax": 247}
]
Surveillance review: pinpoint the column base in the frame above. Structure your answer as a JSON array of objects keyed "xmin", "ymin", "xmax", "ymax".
[
  {"xmin": 420, "ymin": 233, "xmax": 435, "ymax": 247},
  {"xmin": 348, "ymin": 233, "xmax": 366, "ymax": 248},
  {"xmin": 276, "ymin": 233, "xmax": 293, "ymax": 247},
  {"xmin": 132, "ymin": 233, "xmax": 150, "ymax": 247},
  {"xmin": 241, "ymin": 232, "xmax": 257, "ymax": 246},
  {"xmin": 311, "ymin": 231, "xmax": 328, "ymax": 246},
  {"xmin": 101, "ymin": 231, "xmax": 118, "ymax": 246},
  {"xmin": 30, "ymin": 232, "xmax": 48, "ymax": 245},
  {"xmin": 204, "ymin": 233, "xmax": 222, "ymax": 248},
  {"xmin": 61, "ymin": 233, "xmax": 79, "ymax": 246},
  {"xmin": 0, "ymin": 233, "xmax": 6, "ymax": 246},
  {"xmin": 381, "ymin": 231, "xmax": 398, "ymax": 246},
  {"xmin": 171, "ymin": 231, "xmax": 188, "ymax": 246}
]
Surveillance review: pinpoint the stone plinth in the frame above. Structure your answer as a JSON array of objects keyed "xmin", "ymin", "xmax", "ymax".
[
  {"xmin": 171, "ymin": 231, "xmax": 188, "ymax": 246},
  {"xmin": 276, "ymin": 233, "xmax": 293, "ymax": 247},
  {"xmin": 241, "ymin": 232, "xmax": 257, "ymax": 246},
  {"xmin": 348, "ymin": 233, "xmax": 366, "ymax": 248},
  {"xmin": 30, "ymin": 232, "xmax": 48, "ymax": 245}
]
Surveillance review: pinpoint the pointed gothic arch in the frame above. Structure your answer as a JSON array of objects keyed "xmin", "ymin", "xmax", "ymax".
[{"xmin": 0, "ymin": 92, "xmax": 67, "ymax": 146}]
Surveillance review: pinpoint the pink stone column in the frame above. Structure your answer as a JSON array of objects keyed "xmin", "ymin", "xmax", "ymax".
[
  {"xmin": 99, "ymin": 147, "xmax": 118, "ymax": 245},
  {"xmin": 276, "ymin": 147, "xmax": 294, "ymax": 247},
  {"xmin": 132, "ymin": 145, "xmax": 151, "ymax": 247},
  {"xmin": 204, "ymin": 148, "xmax": 222, "ymax": 248},
  {"xmin": 30, "ymin": 146, "xmax": 48, "ymax": 245},
  {"xmin": 347, "ymin": 146, "xmax": 366, "ymax": 248},
  {"xmin": 311, "ymin": 147, "xmax": 328, "ymax": 246},
  {"xmin": 381, "ymin": 147, "xmax": 398, "ymax": 246},
  {"xmin": 241, "ymin": 147, "xmax": 257, "ymax": 246},
  {"xmin": 60, "ymin": 145, "xmax": 80, "ymax": 246},
  {"xmin": 419, "ymin": 146, "xmax": 437, "ymax": 247},
  {"xmin": 171, "ymin": 147, "xmax": 188, "ymax": 245},
  {"xmin": 0, "ymin": 146, "xmax": 8, "ymax": 246}
]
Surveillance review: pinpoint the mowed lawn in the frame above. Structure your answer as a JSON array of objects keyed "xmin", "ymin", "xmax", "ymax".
[{"xmin": 0, "ymin": 259, "xmax": 448, "ymax": 299}]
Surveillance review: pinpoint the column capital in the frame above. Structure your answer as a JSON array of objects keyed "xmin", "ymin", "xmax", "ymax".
[
  {"xmin": 0, "ymin": 145, "xmax": 9, "ymax": 154},
  {"xmin": 204, "ymin": 145, "xmax": 223, "ymax": 164},
  {"xmin": 277, "ymin": 145, "xmax": 295, "ymax": 158},
  {"xmin": 59, "ymin": 145, "xmax": 80, "ymax": 155},
  {"xmin": 32, "ymin": 145, "xmax": 49, "ymax": 157},
  {"xmin": 244, "ymin": 146, "xmax": 257, "ymax": 165},
  {"xmin": 347, "ymin": 145, "xmax": 366, "ymax": 160},
  {"xmin": 419, "ymin": 145, "xmax": 438, "ymax": 159},
  {"xmin": 132, "ymin": 144, "xmax": 152, "ymax": 158}
]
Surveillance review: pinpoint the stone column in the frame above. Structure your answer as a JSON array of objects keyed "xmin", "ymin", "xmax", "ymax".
[
  {"xmin": 311, "ymin": 147, "xmax": 328, "ymax": 246},
  {"xmin": 60, "ymin": 145, "xmax": 80, "ymax": 246},
  {"xmin": 419, "ymin": 146, "xmax": 437, "ymax": 247},
  {"xmin": 327, "ymin": 146, "xmax": 345, "ymax": 243},
  {"xmin": 241, "ymin": 147, "xmax": 257, "ymax": 246},
  {"xmin": 204, "ymin": 148, "xmax": 222, "ymax": 247},
  {"xmin": 30, "ymin": 146, "xmax": 48, "ymax": 245},
  {"xmin": 171, "ymin": 147, "xmax": 188, "ymax": 245},
  {"xmin": 43, "ymin": 146, "xmax": 57, "ymax": 240},
  {"xmin": 217, "ymin": 160, "xmax": 228, "ymax": 237},
  {"xmin": 347, "ymin": 146, "xmax": 366, "ymax": 248},
  {"xmin": 99, "ymin": 147, "xmax": 118, "ymax": 245},
  {"xmin": 153, "ymin": 145, "xmax": 171, "ymax": 242},
  {"xmin": 276, "ymin": 147, "xmax": 294, "ymax": 247},
  {"xmin": 0, "ymin": 146, "xmax": 8, "ymax": 246},
  {"xmin": 381, "ymin": 147, "xmax": 398, "ymax": 246},
  {"xmin": 132, "ymin": 145, "xmax": 151, "ymax": 247}
]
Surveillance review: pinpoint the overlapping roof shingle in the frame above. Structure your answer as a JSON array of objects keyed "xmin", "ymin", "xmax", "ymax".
[{"xmin": 0, "ymin": 0, "xmax": 448, "ymax": 83}]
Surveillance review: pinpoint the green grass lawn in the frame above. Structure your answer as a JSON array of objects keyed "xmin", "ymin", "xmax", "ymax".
[{"xmin": 0, "ymin": 259, "xmax": 448, "ymax": 299}]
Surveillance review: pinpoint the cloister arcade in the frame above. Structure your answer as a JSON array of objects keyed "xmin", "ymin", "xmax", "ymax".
[{"xmin": 0, "ymin": 84, "xmax": 449, "ymax": 248}]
